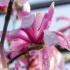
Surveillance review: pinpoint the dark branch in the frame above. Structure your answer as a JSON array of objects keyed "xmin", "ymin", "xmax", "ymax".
[
  {"xmin": 55, "ymin": 45, "xmax": 69, "ymax": 52},
  {"xmin": 1, "ymin": 0, "xmax": 14, "ymax": 46},
  {"xmin": 8, "ymin": 44, "xmax": 43, "ymax": 65},
  {"xmin": 8, "ymin": 44, "xmax": 69, "ymax": 65},
  {"xmin": 0, "ymin": 0, "xmax": 14, "ymax": 68}
]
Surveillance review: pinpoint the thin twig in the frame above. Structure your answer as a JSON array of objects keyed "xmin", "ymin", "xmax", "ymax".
[
  {"xmin": 8, "ymin": 44, "xmax": 69, "ymax": 65},
  {"xmin": 8, "ymin": 44, "xmax": 43, "ymax": 64}
]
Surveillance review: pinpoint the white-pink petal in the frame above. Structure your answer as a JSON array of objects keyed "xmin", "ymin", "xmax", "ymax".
[
  {"xmin": 44, "ymin": 31, "xmax": 59, "ymax": 46},
  {"xmin": 10, "ymin": 39, "xmax": 28, "ymax": 52},
  {"xmin": 21, "ymin": 14, "xmax": 35, "ymax": 28},
  {"xmin": 23, "ymin": 1, "xmax": 31, "ymax": 13},
  {"xmin": 40, "ymin": 2, "xmax": 54, "ymax": 31},
  {"xmin": 35, "ymin": 12, "xmax": 44, "ymax": 30}
]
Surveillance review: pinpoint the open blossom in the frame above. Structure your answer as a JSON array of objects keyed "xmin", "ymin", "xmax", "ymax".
[
  {"xmin": 0, "ymin": 1, "xmax": 70, "ymax": 70},
  {"xmin": 1, "ymin": 2, "xmax": 69, "ymax": 70}
]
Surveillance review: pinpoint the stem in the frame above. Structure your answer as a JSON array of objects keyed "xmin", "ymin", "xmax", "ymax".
[
  {"xmin": 9, "ymin": 44, "xmax": 69, "ymax": 65},
  {"xmin": 8, "ymin": 43, "xmax": 43, "ymax": 65},
  {"xmin": 0, "ymin": 0, "xmax": 14, "ymax": 69}
]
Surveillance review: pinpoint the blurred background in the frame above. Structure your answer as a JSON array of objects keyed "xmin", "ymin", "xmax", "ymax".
[{"xmin": 0, "ymin": 0, "xmax": 70, "ymax": 69}]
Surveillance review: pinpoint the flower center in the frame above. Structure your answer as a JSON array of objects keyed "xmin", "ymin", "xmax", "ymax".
[{"xmin": 30, "ymin": 43, "xmax": 44, "ymax": 50}]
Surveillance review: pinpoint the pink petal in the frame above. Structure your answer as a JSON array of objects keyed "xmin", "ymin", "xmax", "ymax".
[
  {"xmin": 0, "ymin": 29, "xmax": 31, "ymax": 42},
  {"xmin": 54, "ymin": 32, "xmax": 70, "ymax": 51},
  {"xmin": 56, "ymin": 16, "xmax": 70, "ymax": 23},
  {"xmin": 58, "ymin": 25, "xmax": 70, "ymax": 33},
  {"xmin": 29, "ymin": 46, "xmax": 64, "ymax": 70},
  {"xmin": 10, "ymin": 39, "xmax": 28, "ymax": 51},
  {"xmin": 34, "ymin": 12, "xmax": 44, "ymax": 31},
  {"xmin": 40, "ymin": 2, "xmax": 54, "ymax": 31},
  {"xmin": 23, "ymin": 26, "xmax": 43, "ymax": 43},
  {"xmin": 37, "ymin": 32, "xmax": 44, "ymax": 43},
  {"xmin": 17, "ymin": 11, "xmax": 29, "ymax": 19},
  {"xmin": 22, "ymin": 28, "xmax": 36, "ymax": 42},
  {"xmin": 44, "ymin": 31, "xmax": 70, "ymax": 51},
  {"xmin": 9, "ymin": 39, "xmax": 30, "ymax": 58},
  {"xmin": 27, "ymin": 2, "xmax": 54, "ymax": 42},
  {"xmin": 7, "ymin": 29, "xmax": 30, "ymax": 42},
  {"xmin": 31, "ymin": 12, "xmax": 44, "ymax": 41}
]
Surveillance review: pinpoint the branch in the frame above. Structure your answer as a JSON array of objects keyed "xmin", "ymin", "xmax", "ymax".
[
  {"xmin": 1, "ymin": 0, "xmax": 14, "ymax": 45},
  {"xmin": 8, "ymin": 44, "xmax": 43, "ymax": 65},
  {"xmin": 0, "ymin": 0, "xmax": 14, "ymax": 68}
]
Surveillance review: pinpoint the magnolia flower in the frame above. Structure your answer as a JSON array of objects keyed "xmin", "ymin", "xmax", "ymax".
[
  {"xmin": 6, "ymin": 2, "xmax": 54, "ymax": 55},
  {"xmin": 2, "ymin": 2, "xmax": 67, "ymax": 70},
  {"xmin": 0, "ymin": 2, "xmax": 70, "ymax": 70}
]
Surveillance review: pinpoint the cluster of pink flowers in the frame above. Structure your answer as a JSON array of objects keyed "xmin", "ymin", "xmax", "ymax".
[{"xmin": 0, "ymin": 0, "xmax": 70, "ymax": 70}]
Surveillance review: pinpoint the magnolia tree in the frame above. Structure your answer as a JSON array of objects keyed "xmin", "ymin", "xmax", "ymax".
[{"xmin": 0, "ymin": 0, "xmax": 70, "ymax": 70}]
